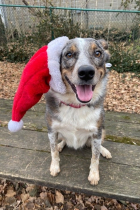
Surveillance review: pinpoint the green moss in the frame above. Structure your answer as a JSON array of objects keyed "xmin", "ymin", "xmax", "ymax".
[
  {"xmin": 106, "ymin": 135, "xmax": 140, "ymax": 146},
  {"xmin": 0, "ymin": 122, "xmax": 8, "ymax": 127},
  {"xmin": 122, "ymin": 115, "xmax": 131, "ymax": 120}
]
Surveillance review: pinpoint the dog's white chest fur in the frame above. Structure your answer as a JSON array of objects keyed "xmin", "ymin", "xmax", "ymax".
[{"xmin": 52, "ymin": 105, "xmax": 101, "ymax": 149}]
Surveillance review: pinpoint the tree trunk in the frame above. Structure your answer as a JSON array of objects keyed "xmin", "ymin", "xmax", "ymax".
[{"xmin": 0, "ymin": 14, "xmax": 7, "ymax": 46}]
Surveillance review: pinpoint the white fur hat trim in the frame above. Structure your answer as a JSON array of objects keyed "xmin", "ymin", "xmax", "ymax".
[{"xmin": 47, "ymin": 36, "xmax": 69, "ymax": 94}]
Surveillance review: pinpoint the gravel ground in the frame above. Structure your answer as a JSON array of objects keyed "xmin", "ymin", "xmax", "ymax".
[
  {"xmin": 0, "ymin": 61, "xmax": 140, "ymax": 114},
  {"xmin": 0, "ymin": 61, "xmax": 140, "ymax": 209}
]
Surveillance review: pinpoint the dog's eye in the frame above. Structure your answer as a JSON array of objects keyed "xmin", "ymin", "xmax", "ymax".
[
  {"xmin": 66, "ymin": 52, "xmax": 73, "ymax": 59},
  {"xmin": 94, "ymin": 51, "xmax": 101, "ymax": 58}
]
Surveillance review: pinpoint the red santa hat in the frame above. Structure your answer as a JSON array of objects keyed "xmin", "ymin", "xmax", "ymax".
[{"xmin": 8, "ymin": 36, "xmax": 69, "ymax": 132}]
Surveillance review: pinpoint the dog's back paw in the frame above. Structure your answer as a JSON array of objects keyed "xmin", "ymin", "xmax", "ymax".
[
  {"xmin": 100, "ymin": 145, "xmax": 112, "ymax": 159},
  {"xmin": 57, "ymin": 140, "xmax": 66, "ymax": 152}
]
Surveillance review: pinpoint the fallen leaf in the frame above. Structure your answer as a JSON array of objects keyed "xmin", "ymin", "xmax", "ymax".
[
  {"xmin": 5, "ymin": 196, "xmax": 16, "ymax": 205},
  {"xmin": 24, "ymin": 200, "xmax": 35, "ymax": 210},
  {"xmin": 5, "ymin": 189, "xmax": 16, "ymax": 197},
  {"xmin": 47, "ymin": 192, "xmax": 55, "ymax": 205},
  {"xmin": 101, "ymin": 206, "xmax": 108, "ymax": 210},
  {"xmin": 40, "ymin": 192, "xmax": 48, "ymax": 200},
  {"xmin": 21, "ymin": 193, "xmax": 30, "ymax": 203},
  {"xmin": 55, "ymin": 190, "xmax": 64, "ymax": 204},
  {"xmin": 131, "ymin": 203, "xmax": 138, "ymax": 210},
  {"xmin": 26, "ymin": 184, "xmax": 36, "ymax": 192}
]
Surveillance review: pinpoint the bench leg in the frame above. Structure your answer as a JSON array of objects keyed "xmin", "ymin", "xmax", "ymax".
[
  {"xmin": 88, "ymin": 139, "xmax": 101, "ymax": 185},
  {"xmin": 48, "ymin": 133, "xmax": 60, "ymax": 177}
]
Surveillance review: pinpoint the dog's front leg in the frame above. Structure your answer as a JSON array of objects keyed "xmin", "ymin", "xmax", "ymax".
[
  {"xmin": 88, "ymin": 138, "xmax": 101, "ymax": 185},
  {"xmin": 48, "ymin": 132, "xmax": 60, "ymax": 176}
]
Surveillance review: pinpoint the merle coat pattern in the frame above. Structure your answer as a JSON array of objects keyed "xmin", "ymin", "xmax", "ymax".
[{"xmin": 45, "ymin": 38, "xmax": 112, "ymax": 185}]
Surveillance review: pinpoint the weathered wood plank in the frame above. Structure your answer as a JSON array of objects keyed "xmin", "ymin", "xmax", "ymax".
[
  {"xmin": 1, "ymin": 111, "xmax": 140, "ymax": 140},
  {"xmin": 0, "ymin": 98, "xmax": 46, "ymax": 113},
  {"xmin": 1, "ymin": 99, "xmax": 140, "ymax": 140},
  {"xmin": 105, "ymin": 120, "xmax": 140, "ymax": 140},
  {"xmin": 0, "ymin": 145, "xmax": 140, "ymax": 203},
  {"xmin": 0, "ymin": 127, "xmax": 140, "ymax": 167},
  {"xmin": 0, "ymin": 112, "xmax": 47, "ymax": 131},
  {"xmin": 105, "ymin": 111, "xmax": 140, "ymax": 124},
  {"xmin": 0, "ymin": 99, "xmax": 140, "ymax": 124}
]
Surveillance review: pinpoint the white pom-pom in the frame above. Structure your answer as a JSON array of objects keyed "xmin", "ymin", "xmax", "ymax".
[{"xmin": 8, "ymin": 120, "xmax": 23, "ymax": 132}]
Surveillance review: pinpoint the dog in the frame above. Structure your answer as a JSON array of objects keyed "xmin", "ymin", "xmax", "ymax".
[{"xmin": 45, "ymin": 38, "xmax": 112, "ymax": 185}]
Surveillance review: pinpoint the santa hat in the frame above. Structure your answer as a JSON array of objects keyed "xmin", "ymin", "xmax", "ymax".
[{"xmin": 8, "ymin": 36, "xmax": 69, "ymax": 132}]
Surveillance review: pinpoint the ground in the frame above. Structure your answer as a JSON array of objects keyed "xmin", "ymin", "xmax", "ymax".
[
  {"xmin": 0, "ymin": 179, "xmax": 140, "ymax": 210},
  {"xmin": 0, "ymin": 61, "xmax": 140, "ymax": 114},
  {"xmin": 0, "ymin": 61, "xmax": 140, "ymax": 210}
]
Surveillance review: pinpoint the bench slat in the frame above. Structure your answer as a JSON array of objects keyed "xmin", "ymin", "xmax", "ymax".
[
  {"xmin": 0, "ymin": 99, "xmax": 140, "ymax": 124},
  {"xmin": 0, "ymin": 127, "xmax": 140, "ymax": 167},
  {"xmin": 0, "ymin": 111, "xmax": 140, "ymax": 140},
  {"xmin": 0, "ymin": 144, "xmax": 139, "ymax": 203}
]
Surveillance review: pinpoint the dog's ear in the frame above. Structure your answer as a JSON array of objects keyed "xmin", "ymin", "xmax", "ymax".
[
  {"xmin": 98, "ymin": 39, "xmax": 108, "ymax": 50},
  {"xmin": 98, "ymin": 39, "xmax": 110, "ymax": 62}
]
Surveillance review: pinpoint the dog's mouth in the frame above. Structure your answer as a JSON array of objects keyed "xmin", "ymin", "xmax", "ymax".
[{"xmin": 65, "ymin": 76, "xmax": 95, "ymax": 103}]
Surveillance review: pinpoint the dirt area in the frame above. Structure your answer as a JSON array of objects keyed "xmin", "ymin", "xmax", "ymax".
[
  {"xmin": 0, "ymin": 61, "xmax": 140, "ymax": 209},
  {"xmin": 0, "ymin": 61, "xmax": 140, "ymax": 114}
]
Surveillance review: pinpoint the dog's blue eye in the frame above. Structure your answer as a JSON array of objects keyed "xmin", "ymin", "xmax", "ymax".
[
  {"xmin": 66, "ymin": 52, "xmax": 73, "ymax": 58},
  {"xmin": 94, "ymin": 51, "xmax": 101, "ymax": 57}
]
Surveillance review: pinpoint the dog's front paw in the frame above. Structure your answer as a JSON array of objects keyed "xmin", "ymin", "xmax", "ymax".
[
  {"xmin": 50, "ymin": 161, "xmax": 60, "ymax": 176},
  {"xmin": 88, "ymin": 170, "xmax": 100, "ymax": 185},
  {"xmin": 100, "ymin": 146, "xmax": 112, "ymax": 159}
]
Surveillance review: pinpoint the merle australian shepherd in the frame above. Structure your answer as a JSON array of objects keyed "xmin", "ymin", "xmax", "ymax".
[{"xmin": 45, "ymin": 38, "xmax": 112, "ymax": 185}]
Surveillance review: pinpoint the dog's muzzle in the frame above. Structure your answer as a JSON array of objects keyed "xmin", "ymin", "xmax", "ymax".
[{"xmin": 65, "ymin": 65, "xmax": 96, "ymax": 103}]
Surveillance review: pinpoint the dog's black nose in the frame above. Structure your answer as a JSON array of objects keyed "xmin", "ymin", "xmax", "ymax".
[{"xmin": 78, "ymin": 65, "xmax": 95, "ymax": 81}]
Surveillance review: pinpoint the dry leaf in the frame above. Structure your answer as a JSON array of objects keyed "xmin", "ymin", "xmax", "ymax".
[
  {"xmin": 76, "ymin": 195, "xmax": 84, "ymax": 207},
  {"xmin": 40, "ymin": 192, "xmax": 48, "ymax": 200},
  {"xmin": 0, "ymin": 184, "xmax": 6, "ymax": 194},
  {"xmin": 24, "ymin": 200, "xmax": 35, "ymax": 210},
  {"xmin": 131, "ymin": 203, "xmax": 138, "ymax": 210},
  {"xmin": 5, "ymin": 189, "xmax": 16, "ymax": 197},
  {"xmin": 21, "ymin": 193, "xmax": 30, "ymax": 202},
  {"xmin": 55, "ymin": 190, "xmax": 64, "ymax": 204},
  {"xmin": 47, "ymin": 192, "xmax": 55, "ymax": 205},
  {"xmin": 26, "ymin": 184, "xmax": 36, "ymax": 192},
  {"xmin": 101, "ymin": 206, "xmax": 108, "ymax": 210}
]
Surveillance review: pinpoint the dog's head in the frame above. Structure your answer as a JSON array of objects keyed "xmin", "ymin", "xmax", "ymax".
[{"xmin": 60, "ymin": 38, "xmax": 110, "ymax": 104}]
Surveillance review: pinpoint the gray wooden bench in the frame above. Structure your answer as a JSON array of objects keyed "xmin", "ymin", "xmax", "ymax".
[{"xmin": 0, "ymin": 99, "xmax": 140, "ymax": 203}]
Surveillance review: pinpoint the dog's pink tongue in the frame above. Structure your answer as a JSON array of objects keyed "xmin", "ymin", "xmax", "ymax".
[{"xmin": 76, "ymin": 85, "xmax": 93, "ymax": 102}]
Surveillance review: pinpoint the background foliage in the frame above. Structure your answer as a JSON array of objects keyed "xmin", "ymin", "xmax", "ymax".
[{"xmin": 0, "ymin": 5, "xmax": 140, "ymax": 73}]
